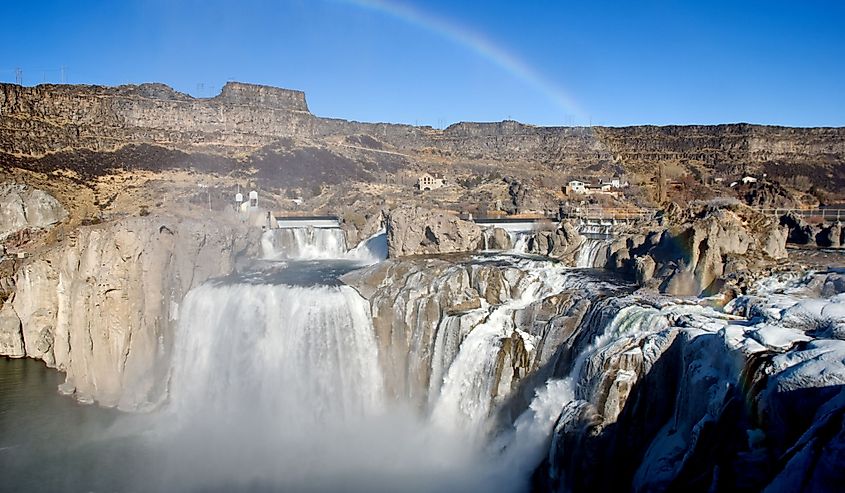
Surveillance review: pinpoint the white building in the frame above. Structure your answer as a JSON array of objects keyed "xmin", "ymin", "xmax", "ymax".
[
  {"xmin": 741, "ymin": 176, "xmax": 758, "ymax": 185},
  {"xmin": 566, "ymin": 180, "xmax": 587, "ymax": 194},
  {"xmin": 601, "ymin": 177, "xmax": 623, "ymax": 188},
  {"xmin": 418, "ymin": 173, "xmax": 446, "ymax": 191}
]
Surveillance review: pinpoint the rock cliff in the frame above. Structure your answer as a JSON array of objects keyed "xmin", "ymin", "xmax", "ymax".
[
  {"xmin": 341, "ymin": 256, "xmax": 617, "ymax": 413},
  {"xmin": 386, "ymin": 206, "xmax": 482, "ymax": 257},
  {"xmin": 608, "ymin": 203, "xmax": 788, "ymax": 296},
  {"xmin": 341, "ymin": 253, "xmax": 845, "ymax": 492},
  {"xmin": 2, "ymin": 82, "xmax": 844, "ymax": 193},
  {"xmin": 0, "ymin": 215, "xmax": 260, "ymax": 409}
]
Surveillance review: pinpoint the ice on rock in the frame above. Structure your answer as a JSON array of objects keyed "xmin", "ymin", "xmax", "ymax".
[{"xmin": 747, "ymin": 324, "xmax": 812, "ymax": 350}]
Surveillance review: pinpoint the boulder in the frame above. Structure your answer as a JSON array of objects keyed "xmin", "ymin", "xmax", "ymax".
[
  {"xmin": 780, "ymin": 212, "xmax": 818, "ymax": 245},
  {"xmin": 0, "ymin": 183, "xmax": 67, "ymax": 239},
  {"xmin": 386, "ymin": 206, "xmax": 482, "ymax": 257},
  {"xmin": 549, "ymin": 221, "xmax": 584, "ymax": 261},
  {"xmin": 488, "ymin": 227, "xmax": 513, "ymax": 250},
  {"xmin": 634, "ymin": 255, "xmax": 656, "ymax": 285},
  {"xmin": 527, "ymin": 221, "xmax": 584, "ymax": 263},
  {"xmin": 617, "ymin": 205, "xmax": 789, "ymax": 296},
  {"xmin": 817, "ymin": 222, "xmax": 842, "ymax": 248},
  {"xmin": 760, "ymin": 222, "xmax": 789, "ymax": 258}
]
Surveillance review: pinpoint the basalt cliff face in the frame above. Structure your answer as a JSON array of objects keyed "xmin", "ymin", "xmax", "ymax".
[
  {"xmin": 2, "ymin": 82, "xmax": 844, "ymax": 191},
  {"xmin": 0, "ymin": 215, "xmax": 260, "ymax": 409}
]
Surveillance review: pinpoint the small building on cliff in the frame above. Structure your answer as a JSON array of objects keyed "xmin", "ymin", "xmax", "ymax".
[
  {"xmin": 418, "ymin": 173, "xmax": 446, "ymax": 191},
  {"xmin": 566, "ymin": 180, "xmax": 587, "ymax": 194}
]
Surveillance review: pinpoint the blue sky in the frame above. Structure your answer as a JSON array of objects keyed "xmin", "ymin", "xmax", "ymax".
[{"xmin": 2, "ymin": 0, "xmax": 843, "ymax": 127}]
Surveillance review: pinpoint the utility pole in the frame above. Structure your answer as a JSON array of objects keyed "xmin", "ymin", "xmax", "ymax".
[{"xmin": 15, "ymin": 68, "xmax": 22, "ymax": 85}]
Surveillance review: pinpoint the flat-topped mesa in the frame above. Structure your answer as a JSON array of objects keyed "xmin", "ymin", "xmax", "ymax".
[
  {"xmin": 0, "ymin": 81, "xmax": 307, "ymax": 111},
  {"xmin": 214, "ymin": 82, "xmax": 309, "ymax": 112},
  {"xmin": 0, "ymin": 81, "xmax": 315, "ymax": 157}
]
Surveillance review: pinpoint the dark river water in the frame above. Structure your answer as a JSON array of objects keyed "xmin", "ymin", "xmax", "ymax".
[{"xmin": 0, "ymin": 357, "xmax": 152, "ymax": 491}]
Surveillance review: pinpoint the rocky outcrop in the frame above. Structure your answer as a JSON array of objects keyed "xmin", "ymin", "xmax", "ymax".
[
  {"xmin": 341, "ymin": 257, "xmax": 613, "ymax": 414},
  {"xmin": 487, "ymin": 227, "xmax": 513, "ymax": 250},
  {"xmin": 0, "ymin": 183, "xmax": 66, "ymax": 239},
  {"xmin": 0, "ymin": 82, "xmax": 312, "ymax": 157},
  {"xmin": 533, "ymin": 271, "xmax": 845, "ymax": 493},
  {"xmin": 527, "ymin": 221, "xmax": 584, "ymax": 263},
  {"xmin": 503, "ymin": 176, "xmax": 528, "ymax": 214},
  {"xmin": 1, "ymin": 215, "xmax": 260, "ymax": 409},
  {"xmin": 816, "ymin": 222, "xmax": 843, "ymax": 248},
  {"xmin": 781, "ymin": 212, "xmax": 820, "ymax": 246},
  {"xmin": 611, "ymin": 204, "xmax": 788, "ymax": 296},
  {"xmin": 740, "ymin": 179, "xmax": 802, "ymax": 208},
  {"xmin": 386, "ymin": 206, "xmax": 482, "ymax": 257}
]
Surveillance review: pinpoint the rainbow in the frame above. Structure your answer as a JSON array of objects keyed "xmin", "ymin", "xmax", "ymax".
[{"xmin": 333, "ymin": 0, "xmax": 586, "ymax": 122}]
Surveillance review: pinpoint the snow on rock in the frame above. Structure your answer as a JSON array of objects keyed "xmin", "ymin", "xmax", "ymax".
[{"xmin": 531, "ymin": 269, "xmax": 845, "ymax": 492}]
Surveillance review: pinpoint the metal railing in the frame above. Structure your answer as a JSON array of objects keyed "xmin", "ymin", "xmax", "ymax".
[
  {"xmin": 753, "ymin": 208, "xmax": 845, "ymax": 221},
  {"xmin": 563, "ymin": 207, "xmax": 657, "ymax": 222}
]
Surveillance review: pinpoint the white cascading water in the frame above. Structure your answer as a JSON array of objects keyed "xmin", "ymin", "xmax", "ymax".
[
  {"xmin": 151, "ymin": 230, "xmax": 530, "ymax": 492},
  {"xmin": 160, "ymin": 279, "xmax": 510, "ymax": 491},
  {"xmin": 575, "ymin": 237, "xmax": 610, "ymax": 268},
  {"xmin": 261, "ymin": 227, "xmax": 347, "ymax": 259},
  {"xmin": 429, "ymin": 263, "xmax": 594, "ymax": 437},
  {"xmin": 168, "ymin": 283, "xmax": 385, "ymax": 423},
  {"xmin": 261, "ymin": 227, "xmax": 386, "ymax": 263},
  {"xmin": 510, "ymin": 232, "xmax": 532, "ymax": 254}
]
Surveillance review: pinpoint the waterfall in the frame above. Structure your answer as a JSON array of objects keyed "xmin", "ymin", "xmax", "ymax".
[
  {"xmin": 168, "ymin": 282, "xmax": 385, "ymax": 423},
  {"xmin": 511, "ymin": 232, "xmax": 532, "ymax": 254},
  {"xmin": 575, "ymin": 237, "xmax": 610, "ymax": 268},
  {"xmin": 261, "ymin": 227, "xmax": 347, "ymax": 260},
  {"xmin": 347, "ymin": 229, "xmax": 388, "ymax": 263},
  {"xmin": 428, "ymin": 262, "xmax": 594, "ymax": 436},
  {"xmin": 261, "ymin": 228, "xmax": 386, "ymax": 263},
  {"xmin": 155, "ymin": 270, "xmax": 524, "ymax": 491}
]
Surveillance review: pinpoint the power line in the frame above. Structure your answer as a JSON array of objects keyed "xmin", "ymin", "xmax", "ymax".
[{"xmin": 0, "ymin": 66, "xmax": 70, "ymax": 85}]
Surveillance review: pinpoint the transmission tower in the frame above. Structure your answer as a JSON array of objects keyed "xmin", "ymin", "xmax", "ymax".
[{"xmin": 15, "ymin": 68, "xmax": 22, "ymax": 85}]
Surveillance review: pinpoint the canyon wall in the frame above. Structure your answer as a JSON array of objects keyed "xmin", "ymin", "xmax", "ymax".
[
  {"xmin": 0, "ymin": 215, "xmax": 260, "ymax": 409},
  {"xmin": 0, "ymin": 82, "xmax": 313, "ymax": 156},
  {"xmin": 1, "ymin": 82, "xmax": 843, "ymax": 184}
]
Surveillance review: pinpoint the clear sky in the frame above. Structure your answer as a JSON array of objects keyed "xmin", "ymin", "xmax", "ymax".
[{"xmin": 2, "ymin": 0, "xmax": 844, "ymax": 127}]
